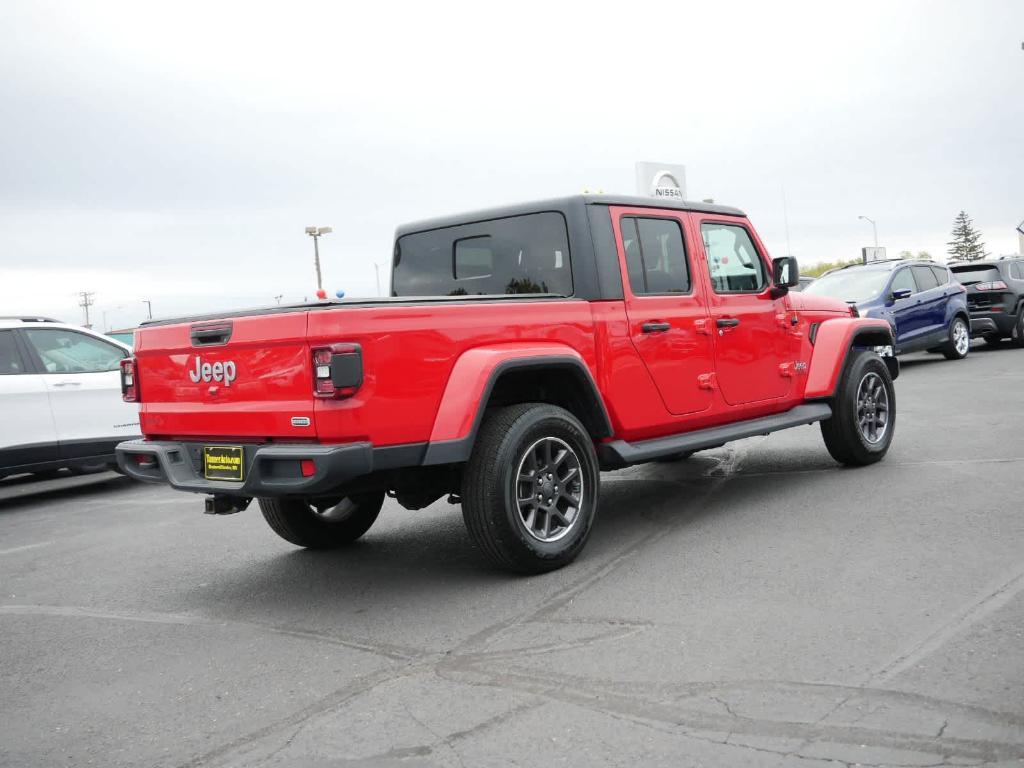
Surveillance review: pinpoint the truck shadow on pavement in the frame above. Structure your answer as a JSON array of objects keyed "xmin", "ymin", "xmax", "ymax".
[
  {"xmin": 186, "ymin": 446, "xmax": 843, "ymax": 611},
  {"xmin": 0, "ymin": 472, "xmax": 135, "ymax": 514}
]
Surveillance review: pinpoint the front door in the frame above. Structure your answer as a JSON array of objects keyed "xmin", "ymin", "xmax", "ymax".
[
  {"xmin": 887, "ymin": 266, "xmax": 922, "ymax": 348},
  {"xmin": 0, "ymin": 329, "xmax": 59, "ymax": 470},
  {"xmin": 695, "ymin": 218, "xmax": 792, "ymax": 405},
  {"xmin": 612, "ymin": 207, "xmax": 715, "ymax": 416},
  {"xmin": 20, "ymin": 328, "xmax": 138, "ymax": 458}
]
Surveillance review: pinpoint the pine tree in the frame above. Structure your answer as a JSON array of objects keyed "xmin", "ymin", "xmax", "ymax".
[{"xmin": 947, "ymin": 211, "xmax": 988, "ymax": 262}]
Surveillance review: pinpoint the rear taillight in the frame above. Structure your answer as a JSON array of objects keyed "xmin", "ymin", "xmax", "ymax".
[
  {"xmin": 976, "ymin": 281, "xmax": 1008, "ymax": 291},
  {"xmin": 311, "ymin": 343, "xmax": 362, "ymax": 399},
  {"xmin": 120, "ymin": 357, "xmax": 139, "ymax": 402}
]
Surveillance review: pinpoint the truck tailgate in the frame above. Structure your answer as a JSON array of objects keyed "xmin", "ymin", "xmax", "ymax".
[{"xmin": 135, "ymin": 311, "xmax": 314, "ymax": 439}]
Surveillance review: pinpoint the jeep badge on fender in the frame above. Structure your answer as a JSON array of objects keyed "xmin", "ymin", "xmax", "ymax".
[{"xmin": 188, "ymin": 356, "xmax": 237, "ymax": 386}]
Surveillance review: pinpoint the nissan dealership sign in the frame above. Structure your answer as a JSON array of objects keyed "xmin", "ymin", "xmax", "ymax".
[{"xmin": 635, "ymin": 161, "xmax": 687, "ymax": 200}]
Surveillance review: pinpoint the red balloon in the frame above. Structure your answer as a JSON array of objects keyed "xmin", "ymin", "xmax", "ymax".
[{"xmin": 315, "ymin": 289, "xmax": 327, "ymax": 300}]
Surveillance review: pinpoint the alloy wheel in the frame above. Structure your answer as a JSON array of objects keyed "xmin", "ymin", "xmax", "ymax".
[
  {"xmin": 515, "ymin": 437, "xmax": 584, "ymax": 542},
  {"xmin": 953, "ymin": 319, "xmax": 970, "ymax": 356},
  {"xmin": 856, "ymin": 372, "xmax": 890, "ymax": 445}
]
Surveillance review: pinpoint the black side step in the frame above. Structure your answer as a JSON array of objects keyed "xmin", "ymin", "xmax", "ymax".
[{"xmin": 598, "ymin": 403, "xmax": 832, "ymax": 467}]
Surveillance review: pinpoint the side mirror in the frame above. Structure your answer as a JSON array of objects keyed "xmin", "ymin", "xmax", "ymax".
[
  {"xmin": 891, "ymin": 288, "xmax": 913, "ymax": 301},
  {"xmin": 772, "ymin": 256, "xmax": 799, "ymax": 290}
]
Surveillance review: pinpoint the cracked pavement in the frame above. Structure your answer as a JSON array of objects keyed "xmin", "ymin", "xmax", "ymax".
[{"xmin": 2, "ymin": 344, "xmax": 1023, "ymax": 767}]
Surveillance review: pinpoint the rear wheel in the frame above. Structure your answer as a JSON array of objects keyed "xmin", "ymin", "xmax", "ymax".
[
  {"xmin": 259, "ymin": 492, "xmax": 384, "ymax": 549},
  {"xmin": 461, "ymin": 403, "xmax": 599, "ymax": 574},
  {"xmin": 820, "ymin": 350, "xmax": 895, "ymax": 466},
  {"xmin": 942, "ymin": 316, "xmax": 970, "ymax": 360},
  {"xmin": 1012, "ymin": 311, "xmax": 1024, "ymax": 349}
]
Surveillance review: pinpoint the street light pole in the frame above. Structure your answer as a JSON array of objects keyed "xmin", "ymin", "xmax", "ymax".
[
  {"xmin": 374, "ymin": 263, "xmax": 382, "ymax": 297},
  {"xmin": 858, "ymin": 215, "xmax": 879, "ymax": 247},
  {"xmin": 305, "ymin": 226, "xmax": 333, "ymax": 292}
]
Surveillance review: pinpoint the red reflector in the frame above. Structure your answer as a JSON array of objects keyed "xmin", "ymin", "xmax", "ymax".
[
  {"xmin": 134, "ymin": 454, "xmax": 155, "ymax": 468},
  {"xmin": 300, "ymin": 459, "xmax": 316, "ymax": 477},
  {"xmin": 315, "ymin": 378, "xmax": 335, "ymax": 395}
]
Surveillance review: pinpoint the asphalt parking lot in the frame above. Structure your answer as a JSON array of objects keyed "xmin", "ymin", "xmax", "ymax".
[{"xmin": 2, "ymin": 344, "xmax": 1022, "ymax": 768}]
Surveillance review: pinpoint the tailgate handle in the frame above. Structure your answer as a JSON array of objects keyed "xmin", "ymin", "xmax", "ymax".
[{"xmin": 190, "ymin": 322, "xmax": 233, "ymax": 346}]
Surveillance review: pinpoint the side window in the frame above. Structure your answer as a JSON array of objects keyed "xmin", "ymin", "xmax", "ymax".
[
  {"xmin": 619, "ymin": 216, "xmax": 690, "ymax": 295},
  {"xmin": 1011, "ymin": 262, "xmax": 1024, "ymax": 281},
  {"xmin": 912, "ymin": 265, "xmax": 939, "ymax": 292},
  {"xmin": 930, "ymin": 266, "xmax": 949, "ymax": 285},
  {"xmin": 0, "ymin": 331, "xmax": 27, "ymax": 375},
  {"xmin": 700, "ymin": 223, "xmax": 768, "ymax": 293},
  {"xmin": 890, "ymin": 268, "xmax": 916, "ymax": 295},
  {"xmin": 393, "ymin": 211, "xmax": 572, "ymax": 297},
  {"xmin": 24, "ymin": 329, "xmax": 126, "ymax": 374}
]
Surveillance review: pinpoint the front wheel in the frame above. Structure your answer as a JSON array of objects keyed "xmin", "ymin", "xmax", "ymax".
[
  {"xmin": 259, "ymin": 493, "xmax": 385, "ymax": 549},
  {"xmin": 942, "ymin": 316, "xmax": 970, "ymax": 360},
  {"xmin": 820, "ymin": 350, "xmax": 895, "ymax": 466},
  {"xmin": 461, "ymin": 403, "xmax": 600, "ymax": 574}
]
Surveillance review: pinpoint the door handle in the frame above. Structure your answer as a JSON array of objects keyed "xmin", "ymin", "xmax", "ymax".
[
  {"xmin": 52, "ymin": 381, "xmax": 82, "ymax": 387},
  {"xmin": 716, "ymin": 318, "xmax": 740, "ymax": 328},
  {"xmin": 641, "ymin": 322, "xmax": 671, "ymax": 333}
]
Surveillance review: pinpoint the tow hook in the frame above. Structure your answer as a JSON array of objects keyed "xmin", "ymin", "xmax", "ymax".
[{"xmin": 204, "ymin": 495, "xmax": 252, "ymax": 515}]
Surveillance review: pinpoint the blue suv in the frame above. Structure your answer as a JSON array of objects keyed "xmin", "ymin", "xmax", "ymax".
[{"xmin": 803, "ymin": 259, "xmax": 971, "ymax": 359}]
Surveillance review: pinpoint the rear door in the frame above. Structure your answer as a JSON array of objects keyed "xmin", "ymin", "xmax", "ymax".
[
  {"xmin": 694, "ymin": 217, "xmax": 791, "ymax": 405},
  {"xmin": 20, "ymin": 328, "xmax": 139, "ymax": 458},
  {"xmin": 0, "ymin": 329, "xmax": 59, "ymax": 471},
  {"xmin": 911, "ymin": 265, "xmax": 946, "ymax": 340},
  {"xmin": 611, "ymin": 206, "xmax": 715, "ymax": 415},
  {"xmin": 134, "ymin": 312, "xmax": 314, "ymax": 439}
]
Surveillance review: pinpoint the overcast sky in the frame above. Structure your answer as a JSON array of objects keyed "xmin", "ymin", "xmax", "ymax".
[{"xmin": 1, "ymin": 0, "xmax": 1022, "ymax": 328}]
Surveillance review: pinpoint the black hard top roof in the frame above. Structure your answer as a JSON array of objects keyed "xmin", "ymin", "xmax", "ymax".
[{"xmin": 394, "ymin": 194, "xmax": 745, "ymax": 237}]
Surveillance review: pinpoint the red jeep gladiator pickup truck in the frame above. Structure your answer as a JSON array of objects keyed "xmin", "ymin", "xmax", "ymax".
[{"xmin": 117, "ymin": 195, "xmax": 897, "ymax": 572}]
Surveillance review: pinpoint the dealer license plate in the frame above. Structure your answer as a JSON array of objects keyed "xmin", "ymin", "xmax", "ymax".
[{"xmin": 203, "ymin": 446, "xmax": 244, "ymax": 481}]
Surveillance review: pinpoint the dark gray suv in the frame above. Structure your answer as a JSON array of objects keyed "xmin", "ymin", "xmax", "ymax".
[{"xmin": 950, "ymin": 259, "xmax": 1024, "ymax": 346}]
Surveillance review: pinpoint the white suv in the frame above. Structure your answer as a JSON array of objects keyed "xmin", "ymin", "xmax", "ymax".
[{"xmin": 0, "ymin": 317, "xmax": 141, "ymax": 480}]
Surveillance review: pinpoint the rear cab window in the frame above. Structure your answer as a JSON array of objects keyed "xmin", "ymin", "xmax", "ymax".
[
  {"xmin": 700, "ymin": 223, "xmax": 768, "ymax": 293},
  {"xmin": 393, "ymin": 212, "xmax": 572, "ymax": 297}
]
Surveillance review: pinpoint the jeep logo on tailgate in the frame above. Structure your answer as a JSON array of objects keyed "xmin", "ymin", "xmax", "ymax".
[{"xmin": 188, "ymin": 356, "xmax": 237, "ymax": 386}]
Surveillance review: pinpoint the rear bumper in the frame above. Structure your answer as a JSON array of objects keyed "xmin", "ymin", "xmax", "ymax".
[
  {"xmin": 115, "ymin": 440, "xmax": 376, "ymax": 497},
  {"xmin": 969, "ymin": 312, "xmax": 1016, "ymax": 336}
]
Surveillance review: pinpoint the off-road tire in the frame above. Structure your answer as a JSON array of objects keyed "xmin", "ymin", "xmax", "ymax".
[
  {"xmin": 941, "ymin": 316, "xmax": 970, "ymax": 360},
  {"xmin": 820, "ymin": 350, "xmax": 895, "ymax": 466},
  {"xmin": 461, "ymin": 403, "xmax": 600, "ymax": 574},
  {"xmin": 259, "ymin": 493, "xmax": 385, "ymax": 549}
]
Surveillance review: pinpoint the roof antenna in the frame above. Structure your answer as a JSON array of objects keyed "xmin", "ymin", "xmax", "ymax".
[{"xmin": 781, "ymin": 183, "xmax": 792, "ymax": 256}]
